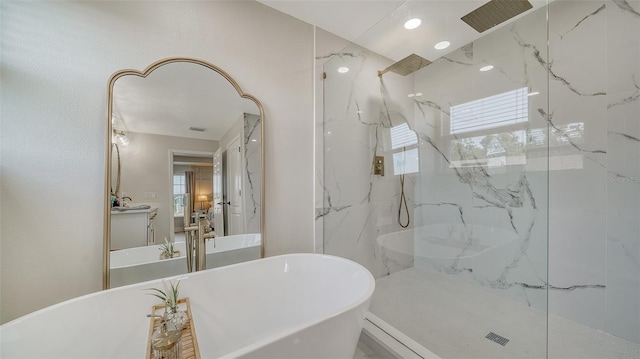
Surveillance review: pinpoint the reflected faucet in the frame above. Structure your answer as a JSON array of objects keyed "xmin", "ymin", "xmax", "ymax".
[{"xmin": 183, "ymin": 193, "xmax": 217, "ymax": 272}]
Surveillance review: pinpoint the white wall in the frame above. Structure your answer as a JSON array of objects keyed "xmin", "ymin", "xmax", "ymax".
[{"xmin": 0, "ymin": 0, "xmax": 315, "ymax": 323}]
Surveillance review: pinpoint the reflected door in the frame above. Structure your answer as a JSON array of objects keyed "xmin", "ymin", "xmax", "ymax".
[
  {"xmin": 213, "ymin": 149, "xmax": 225, "ymax": 235},
  {"xmin": 227, "ymin": 136, "xmax": 244, "ymax": 235}
]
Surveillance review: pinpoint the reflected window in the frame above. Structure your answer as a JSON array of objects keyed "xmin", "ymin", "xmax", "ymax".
[
  {"xmin": 173, "ymin": 174, "xmax": 185, "ymax": 216},
  {"xmin": 391, "ymin": 123, "xmax": 419, "ymax": 175},
  {"xmin": 394, "ymin": 148, "xmax": 420, "ymax": 175},
  {"xmin": 527, "ymin": 122, "xmax": 585, "ymax": 171},
  {"xmin": 450, "ymin": 130, "xmax": 526, "ymax": 168}
]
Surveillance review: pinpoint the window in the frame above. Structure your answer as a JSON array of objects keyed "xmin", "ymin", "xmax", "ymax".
[
  {"xmin": 450, "ymin": 87, "xmax": 528, "ymax": 135},
  {"xmin": 173, "ymin": 174, "xmax": 185, "ymax": 216},
  {"xmin": 448, "ymin": 87, "xmax": 529, "ymax": 168},
  {"xmin": 445, "ymin": 87, "xmax": 585, "ymax": 171},
  {"xmin": 390, "ymin": 123, "xmax": 419, "ymax": 175}
]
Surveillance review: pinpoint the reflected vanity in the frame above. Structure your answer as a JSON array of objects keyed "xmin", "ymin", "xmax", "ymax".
[{"xmin": 104, "ymin": 58, "xmax": 264, "ymax": 289}]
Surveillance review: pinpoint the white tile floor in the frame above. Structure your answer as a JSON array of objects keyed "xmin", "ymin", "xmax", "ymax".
[{"xmin": 369, "ymin": 267, "xmax": 640, "ymax": 358}]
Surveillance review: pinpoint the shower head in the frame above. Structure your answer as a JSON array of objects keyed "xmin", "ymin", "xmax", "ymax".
[
  {"xmin": 461, "ymin": 0, "xmax": 533, "ymax": 33},
  {"xmin": 378, "ymin": 53, "xmax": 432, "ymax": 77}
]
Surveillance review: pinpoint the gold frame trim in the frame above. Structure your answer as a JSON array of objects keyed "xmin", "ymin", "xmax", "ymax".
[{"xmin": 103, "ymin": 57, "xmax": 266, "ymax": 289}]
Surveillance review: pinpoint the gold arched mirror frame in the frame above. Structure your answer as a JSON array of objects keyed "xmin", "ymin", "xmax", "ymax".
[{"xmin": 103, "ymin": 57, "xmax": 265, "ymax": 289}]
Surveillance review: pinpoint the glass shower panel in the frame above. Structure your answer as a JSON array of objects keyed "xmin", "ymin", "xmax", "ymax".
[
  {"xmin": 547, "ymin": 0, "xmax": 640, "ymax": 357},
  {"xmin": 322, "ymin": 1, "xmax": 549, "ymax": 357}
]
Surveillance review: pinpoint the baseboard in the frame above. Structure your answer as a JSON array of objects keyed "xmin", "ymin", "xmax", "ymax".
[{"xmin": 362, "ymin": 312, "xmax": 442, "ymax": 359}]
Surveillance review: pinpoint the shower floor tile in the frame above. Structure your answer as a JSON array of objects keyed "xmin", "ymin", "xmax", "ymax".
[{"xmin": 370, "ymin": 267, "xmax": 640, "ymax": 358}]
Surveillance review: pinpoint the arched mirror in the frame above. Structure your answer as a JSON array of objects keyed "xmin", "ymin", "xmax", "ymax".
[{"xmin": 103, "ymin": 58, "xmax": 264, "ymax": 289}]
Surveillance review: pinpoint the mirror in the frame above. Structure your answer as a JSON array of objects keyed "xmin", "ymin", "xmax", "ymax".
[{"xmin": 104, "ymin": 58, "xmax": 264, "ymax": 289}]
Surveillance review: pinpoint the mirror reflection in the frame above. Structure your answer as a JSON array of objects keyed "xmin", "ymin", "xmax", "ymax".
[{"xmin": 107, "ymin": 59, "xmax": 263, "ymax": 288}]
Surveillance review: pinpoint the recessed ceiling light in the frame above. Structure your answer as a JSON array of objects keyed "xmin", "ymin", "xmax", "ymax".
[
  {"xmin": 404, "ymin": 18, "xmax": 421, "ymax": 30},
  {"xmin": 415, "ymin": 92, "xmax": 423, "ymax": 97},
  {"xmin": 408, "ymin": 94, "xmax": 415, "ymax": 98},
  {"xmin": 434, "ymin": 41, "xmax": 450, "ymax": 50},
  {"xmin": 337, "ymin": 67, "xmax": 349, "ymax": 73},
  {"xmin": 480, "ymin": 65, "xmax": 494, "ymax": 72},
  {"xmin": 527, "ymin": 91, "xmax": 540, "ymax": 96}
]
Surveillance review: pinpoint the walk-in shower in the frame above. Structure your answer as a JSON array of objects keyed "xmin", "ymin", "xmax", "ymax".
[{"xmin": 318, "ymin": 0, "xmax": 640, "ymax": 357}]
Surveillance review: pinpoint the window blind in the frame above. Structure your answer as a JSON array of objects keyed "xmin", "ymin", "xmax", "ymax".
[
  {"xmin": 450, "ymin": 87, "xmax": 528, "ymax": 135},
  {"xmin": 390, "ymin": 123, "xmax": 418, "ymax": 149}
]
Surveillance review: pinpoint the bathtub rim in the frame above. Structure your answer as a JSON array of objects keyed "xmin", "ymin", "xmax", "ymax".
[
  {"xmin": 109, "ymin": 233, "xmax": 262, "ymax": 270},
  {"xmin": 1, "ymin": 253, "xmax": 375, "ymax": 358}
]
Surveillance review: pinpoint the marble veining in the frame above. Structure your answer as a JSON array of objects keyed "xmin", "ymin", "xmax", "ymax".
[
  {"xmin": 516, "ymin": 35, "xmax": 607, "ymax": 97},
  {"xmin": 439, "ymin": 56, "xmax": 473, "ymax": 67},
  {"xmin": 608, "ymin": 75, "xmax": 640, "ymax": 109},
  {"xmin": 537, "ymin": 108, "xmax": 606, "ymax": 154},
  {"xmin": 315, "ymin": 52, "xmax": 357, "ymax": 60},
  {"xmin": 613, "ymin": 0, "xmax": 640, "ymax": 17},
  {"xmin": 243, "ymin": 113, "xmax": 261, "ymax": 234},
  {"xmin": 560, "ymin": 4, "xmax": 606, "ymax": 39}
]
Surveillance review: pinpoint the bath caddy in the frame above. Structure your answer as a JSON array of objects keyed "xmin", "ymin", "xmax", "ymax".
[{"xmin": 146, "ymin": 297, "xmax": 200, "ymax": 359}]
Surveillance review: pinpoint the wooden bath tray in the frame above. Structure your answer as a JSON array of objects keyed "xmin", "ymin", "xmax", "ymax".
[{"xmin": 146, "ymin": 297, "xmax": 201, "ymax": 359}]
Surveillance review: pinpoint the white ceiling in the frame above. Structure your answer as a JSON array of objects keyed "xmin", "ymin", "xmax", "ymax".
[
  {"xmin": 112, "ymin": 61, "xmax": 259, "ymax": 141},
  {"xmin": 260, "ymin": 0, "xmax": 548, "ymax": 62},
  {"xmin": 113, "ymin": 1, "xmax": 547, "ymax": 141}
]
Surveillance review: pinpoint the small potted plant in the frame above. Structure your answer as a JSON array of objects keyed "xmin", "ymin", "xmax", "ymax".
[
  {"xmin": 159, "ymin": 238, "xmax": 180, "ymax": 260},
  {"xmin": 147, "ymin": 279, "xmax": 189, "ymax": 330}
]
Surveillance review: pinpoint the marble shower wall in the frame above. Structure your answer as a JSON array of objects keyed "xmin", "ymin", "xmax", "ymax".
[
  {"xmin": 410, "ymin": 1, "xmax": 550, "ymax": 312},
  {"xmin": 411, "ymin": 0, "xmax": 640, "ymax": 343},
  {"xmin": 570, "ymin": 0, "xmax": 639, "ymax": 344},
  {"xmin": 547, "ymin": 0, "xmax": 639, "ymax": 344},
  {"xmin": 318, "ymin": 0, "xmax": 640, "ymax": 345},
  {"xmin": 603, "ymin": 0, "xmax": 640, "ymax": 344},
  {"xmin": 319, "ymin": 43, "xmax": 415, "ymax": 278},
  {"xmin": 243, "ymin": 113, "xmax": 261, "ymax": 235}
]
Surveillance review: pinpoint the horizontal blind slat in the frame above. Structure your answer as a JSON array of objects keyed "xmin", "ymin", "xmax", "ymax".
[{"xmin": 450, "ymin": 87, "xmax": 528, "ymax": 135}]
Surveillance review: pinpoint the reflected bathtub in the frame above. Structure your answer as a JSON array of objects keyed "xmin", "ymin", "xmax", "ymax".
[
  {"xmin": 1, "ymin": 254, "xmax": 375, "ymax": 358},
  {"xmin": 377, "ymin": 224, "xmax": 519, "ymax": 277},
  {"xmin": 110, "ymin": 233, "xmax": 261, "ymax": 287}
]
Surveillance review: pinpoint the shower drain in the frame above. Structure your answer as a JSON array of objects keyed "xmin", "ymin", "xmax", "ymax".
[{"xmin": 485, "ymin": 332, "xmax": 510, "ymax": 346}]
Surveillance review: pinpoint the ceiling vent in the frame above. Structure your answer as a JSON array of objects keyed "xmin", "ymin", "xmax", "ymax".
[
  {"xmin": 461, "ymin": 0, "xmax": 533, "ymax": 33},
  {"xmin": 188, "ymin": 126, "xmax": 206, "ymax": 132}
]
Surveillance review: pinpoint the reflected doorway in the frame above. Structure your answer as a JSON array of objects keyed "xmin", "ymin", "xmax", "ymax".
[{"xmin": 169, "ymin": 150, "xmax": 214, "ymax": 242}]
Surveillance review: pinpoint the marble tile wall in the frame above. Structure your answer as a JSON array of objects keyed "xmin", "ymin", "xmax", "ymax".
[
  {"xmin": 244, "ymin": 113, "xmax": 261, "ymax": 235},
  {"xmin": 410, "ymin": 2, "xmax": 549, "ymax": 312},
  {"xmin": 319, "ymin": 43, "xmax": 415, "ymax": 278},
  {"xmin": 318, "ymin": 0, "xmax": 640, "ymax": 345},
  {"xmin": 603, "ymin": 0, "xmax": 640, "ymax": 344},
  {"xmin": 548, "ymin": 0, "xmax": 640, "ymax": 345}
]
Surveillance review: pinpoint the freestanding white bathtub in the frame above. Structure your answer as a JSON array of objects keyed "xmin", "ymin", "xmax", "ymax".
[
  {"xmin": 110, "ymin": 233, "xmax": 261, "ymax": 287},
  {"xmin": 1, "ymin": 254, "xmax": 375, "ymax": 358}
]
